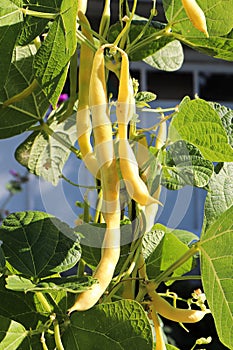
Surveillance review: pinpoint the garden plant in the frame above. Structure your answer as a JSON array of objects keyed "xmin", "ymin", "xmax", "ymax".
[{"xmin": 0, "ymin": 0, "xmax": 233, "ymax": 349}]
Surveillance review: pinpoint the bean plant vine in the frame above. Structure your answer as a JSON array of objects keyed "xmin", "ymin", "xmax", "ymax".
[{"xmin": 0, "ymin": 1, "xmax": 232, "ymax": 349}]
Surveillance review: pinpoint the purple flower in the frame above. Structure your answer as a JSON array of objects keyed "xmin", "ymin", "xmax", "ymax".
[{"xmin": 9, "ymin": 169, "xmax": 19, "ymax": 178}]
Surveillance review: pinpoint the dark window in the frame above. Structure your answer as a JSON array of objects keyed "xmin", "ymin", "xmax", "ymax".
[
  {"xmin": 199, "ymin": 73, "xmax": 233, "ymax": 102},
  {"xmin": 146, "ymin": 71, "xmax": 193, "ymax": 100}
]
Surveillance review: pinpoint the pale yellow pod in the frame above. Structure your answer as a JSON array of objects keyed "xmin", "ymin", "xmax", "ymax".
[
  {"xmin": 182, "ymin": 0, "xmax": 209, "ymax": 37},
  {"xmin": 119, "ymin": 139, "xmax": 161, "ymax": 206},
  {"xmin": 149, "ymin": 290, "xmax": 210, "ymax": 323}
]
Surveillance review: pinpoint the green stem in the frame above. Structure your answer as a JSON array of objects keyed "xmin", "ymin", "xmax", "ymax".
[
  {"xmin": 35, "ymin": 292, "xmax": 53, "ymax": 314},
  {"xmin": 99, "ymin": 0, "xmax": 111, "ymax": 40},
  {"xmin": 77, "ymin": 18, "xmax": 108, "ymax": 45},
  {"xmin": 162, "ymin": 275, "xmax": 201, "ymax": 283},
  {"xmin": 60, "ymin": 174, "xmax": 99, "ymax": 189},
  {"xmin": 53, "ymin": 319, "xmax": 65, "ymax": 350},
  {"xmin": 40, "ymin": 332, "xmax": 49, "ymax": 350},
  {"xmin": 20, "ymin": 7, "xmax": 58, "ymax": 19},
  {"xmin": 154, "ymin": 244, "xmax": 200, "ymax": 286},
  {"xmin": 3, "ymin": 79, "xmax": 39, "ymax": 108},
  {"xmin": 83, "ymin": 194, "xmax": 90, "ymax": 222},
  {"xmin": 41, "ymin": 123, "xmax": 81, "ymax": 158},
  {"xmin": 127, "ymin": 27, "xmax": 169, "ymax": 56},
  {"xmin": 105, "ymin": 239, "xmax": 142, "ymax": 301},
  {"xmin": 126, "ymin": 0, "xmax": 157, "ymax": 51},
  {"xmin": 76, "ymin": 30, "xmax": 96, "ymax": 50},
  {"xmin": 114, "ymin": 0, "xmax": 138, "ymax": 49}
]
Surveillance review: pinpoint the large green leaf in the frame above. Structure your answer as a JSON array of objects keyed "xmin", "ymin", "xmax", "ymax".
[
  {"xmin": 177, "ymin": 36, "xmax": 233, "ymax": 61},
  {"xmin": 0, "ymin": 315, "xmax": 27, "ymax": 350},
  {"xmin": 142, "ymin": 224, "xmax": 198, "ymax": 281},
  {"xmin": 163, "ymin": 0, "xmax": 233, "ymax": 60},
  {"xmin": 142, "ymin": 225, "xmax": 165, "ymax": 278},
  {"xmin": 34, "ymin": 0, "xmax": 78, "ymax": 106},
  {"xmin": 168, "ymin": 98, "xmax": 233, "ymax": 162},
  {"xmin": 6, "ymin": 275, "xmax": 95, "ymax": 294},
  {"xmin": 203, "ymin": 163, "xmax": 233, "ymax": 231},
  {"xmin": 210, "ymin": 102, "xmax": 233, "ymax": 146},
  {"xmin": 0, "ymin": 0, "xmax": 23, "ymax": 89},
  {"xmin": 0, "ymin": 45, "xmax": 50, "ymax": 139},
  {"xmin": 143, "ymin": 40, "xmax": 184, "ymax": 71},
  {"xmin": 15, "ymin": 114, "xmax": 77, "ymax": 185},
  {"xmin": 163, "ymin": 0, "xmax": 233, "ymax": 37},
  {"xmin": 0, "ymin": 211, "xmax": 81, "ymax": 278},
  {"xmin": 199, "ymin": 206, "xmax": 233, "ymax": 349},
  {"xmin": 0, "ymin": 277, "xmax": 45, "ymax": 329},
  {"xmin": 63, "ymin": 300, "xmax": 153, "ymax": 350},
  {"xmin": 162, "ymin": 140, "xmax": 214, "ymax": 190},
  {"xmin": 17, "ymin": 0, "xmax": 62, "ymax": 46}
]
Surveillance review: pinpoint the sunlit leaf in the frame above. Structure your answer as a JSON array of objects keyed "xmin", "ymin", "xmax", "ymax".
[
  {"xmin": 63, "ymin": 300, "xmax": 153, "ymax": 350},
  {"xmin": 168, "ymin": 98, "xmax": 233, "ymax": 162},
  {"xmin": 200, "ymin": 206, "xmax": 233, "ymax": 349},
  {"xmin": 0, "ymin": 315, "xmax": 27, "ymax": 350}
]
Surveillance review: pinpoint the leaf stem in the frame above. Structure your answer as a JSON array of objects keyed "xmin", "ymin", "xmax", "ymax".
[
  {"xmin": 40, "ymin": 332, "xmax": 49, "ymax": 350},
  {"xmin": 60, "ymin": 174, "xmax": 100, "ymax": 190},
  {"xmin": 154, "ymin": 244, "xmax": 200, "ymax": 286},
  {"xmin": 41, "ymin": 123, "xmax": 81, "ymax": 158},
  {"xmin": 126, "ymin": 0, "xmax": 157, "ymax": 51},
  {"xmin": 20, "ymin": 7, "xmax": 58, "ymax": 19},
  {"xmin": 3, "ymin": 79, "xmax": 39, "ymax": 108},
  {"xmin": 127, "ymin": 27, "xmax": 170, "ymax": 56}
]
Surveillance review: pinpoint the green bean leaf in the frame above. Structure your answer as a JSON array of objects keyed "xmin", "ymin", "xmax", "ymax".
[
  {"xmin": 34, "ymin": 0, "xmax": 78, "ymax": 106},
  {"xmin": 0, "ymin": 45, "xmax": 49, "ymax": 139},
  {"xmin": 142, "ymin": 223, "xmax": 198, "ymax": 282},
  {"xmin": 63, "ymin": 300, "xmax": 153, "ymax": 350},
  {"xmin": 203, "ymin": 163, "xmax": 233, "ymax": 231},
  {"xmin": 199, "ymin": 206, "xmax": 233, "ymax": 349},
  {"xmin": 15, "ymin": 114, "xmax": 77, "ymax": 185},
  {"xmin": 0, "ymin": 211, "xmax": 81, "ymax": 278},
  {"xmin": 168, "ymin": 98, "xmax": 233, "ymax": 162},
  {"xmin": 0, "ymin": 0, "xmax": 23, "ymax": 89},
  {"xmin": 0, "ymin": 315, "xmax": 27, "ymax": 350},
  {"xmin": 162, "ymin": 140, "xmax": 214, "ymax": 190},
  {"xmin": 17, "ymin": 0, "xmax": 62, "ymax": 46},
  {"xmin": 163, "ymin": 0, "xmax": 233, "ymax": 61},
  {"xmin": 5, "ymin": 275, "xmax": 95, "ymax": 294}
]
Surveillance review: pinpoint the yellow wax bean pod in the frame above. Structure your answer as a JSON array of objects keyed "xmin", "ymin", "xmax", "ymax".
[
  {"xmin": 76, "ymin": 11, "xmax": 100, "ymax": 178},
  {"xmin": 182, "ymin": 0, "xmax": 209, "ymax": 37}
]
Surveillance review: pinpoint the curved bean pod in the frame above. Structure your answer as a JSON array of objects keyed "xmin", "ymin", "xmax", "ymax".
[{"xmin": 182, "ymin": 0, "xmax": 209, "ymax": 37}]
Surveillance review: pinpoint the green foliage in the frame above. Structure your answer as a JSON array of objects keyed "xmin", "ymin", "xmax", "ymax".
[
  {"xmin": 168, "ymin": 98, "xmax": 233, "ymax": 162},
  {"xmin": 161, "ymin": 140, "xmax": 214, "ymax": 190},
  {"xmin": 0, "ymin": 315, "xmax": 27, "ymax": 350},
  {"xmin": 15, "ymin": 115, "xmax": 77, "ymax": 185},
  {"xmin": 142, "ymin": 224, "xmax": 199, "ymax": 281},
  {"xmin": 0, "ymin": 211, "xmax": 81, "ymax": 277},
  {"xmin": 199, "ymin": 206, "xmax": 233, "ymax": 349},
  {"xmin": 63, "ymin": 300, "xmax": 153, "ymax": 350},
  {"xmin": 0, "ymin": 0, "xmax": 233, "ymax": 349}
]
